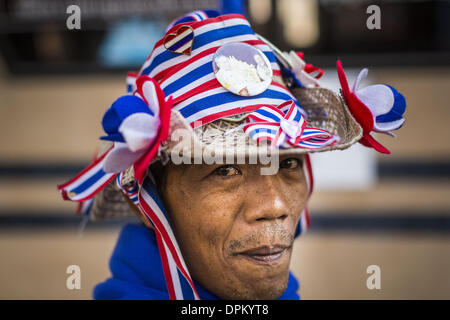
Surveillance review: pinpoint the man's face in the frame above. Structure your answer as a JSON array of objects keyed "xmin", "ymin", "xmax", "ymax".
[{"xmin": 161, "ymin": 155, "xmax": 308, "ymax": 299}]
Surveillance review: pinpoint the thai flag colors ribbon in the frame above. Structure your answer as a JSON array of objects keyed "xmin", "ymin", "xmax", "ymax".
[
  {"xmin": 243, "ymin": 100, "xmax": 339, "ymax": 150},
  {"xmin": 116, "ymin": 172, "xmax": 139, "ymax": 205},
  {"xmin": 138, "ymin": 176, "xmax": 200, "ymax": 300},
  {"xmin": 57, "ymin": 145, "xmax": 117, "ymax": 202},
  {"xmin": 296, "ymin": 154, "xmax": 313, "ymax": 236}
]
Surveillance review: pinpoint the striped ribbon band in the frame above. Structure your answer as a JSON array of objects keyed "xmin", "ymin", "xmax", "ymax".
[
  {"xmin": 138, "ymin": 177, "xmax": 200, "ymax": 300},
  {"xmin": 116, "ymin": 172, "xmax": 139, "ymax": 205},
  {"xmin": 243, "ymin": 100, "xmax": 339, "ymax": 149},
  {"xmin": 299, "ymin": 154, "xmax": 313, "ymax": 234},
  {"xmin": 57, "ymin": 146, "xmax": 117, "ymax": 202},
  {"xmin": 76, "ymin": 198, "xmax": 94, "ymax": 216}
]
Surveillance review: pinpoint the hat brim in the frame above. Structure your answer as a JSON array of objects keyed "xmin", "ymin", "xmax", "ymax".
[
  {"xmin": 89, "ymin": 87, "xmax": 362, "ymax": 221},
  {"xmin": 161, "ymin": 87, "xmax": 362, "ymax": 160}
]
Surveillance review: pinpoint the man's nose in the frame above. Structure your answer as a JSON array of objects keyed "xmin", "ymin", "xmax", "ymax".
[{"xmin": 243, "ymin": 176, "xmax": 289, "ymax": 223}]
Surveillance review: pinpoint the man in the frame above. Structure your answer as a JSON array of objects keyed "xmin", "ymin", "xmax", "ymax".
[
  {"xmin": 58, "ymin": 9, "xmax": 406, "ymax": 300},
  {"xmin": 148, "ymin": 156, "xmax": 308, "ymax": 299}
]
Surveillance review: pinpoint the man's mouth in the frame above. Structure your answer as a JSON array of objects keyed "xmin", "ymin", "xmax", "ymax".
[{"xmin": 236, "ymin": 245, "xmax": 290, "ymax": 264}]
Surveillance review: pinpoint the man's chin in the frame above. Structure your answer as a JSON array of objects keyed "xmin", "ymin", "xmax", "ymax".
[
  {"xmin": 239, "ymin": 271, "xmax": 290, "ymax": 300},
  {"xmin": 197, "ymin": 260, "xmax": 291, "ymax": 300},
  {"xmin": 229, "ymin": 259, "xmax": 291, "ymax": 299}
]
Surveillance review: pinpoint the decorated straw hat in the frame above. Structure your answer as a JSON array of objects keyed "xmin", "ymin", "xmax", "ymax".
[{"xmin": 58, "ymin": 10, "xmax": 406, "ymax": 299}]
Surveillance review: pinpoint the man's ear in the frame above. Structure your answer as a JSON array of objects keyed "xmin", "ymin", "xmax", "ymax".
[{"xmin": 122, "ymin": 192, "xmax": 154, "ymax": 230}]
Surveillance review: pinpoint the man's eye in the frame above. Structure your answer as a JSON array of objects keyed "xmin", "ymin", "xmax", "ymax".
[
  {"xmin": 280, "ymin": 158, "xmax": 302, "ymax": 170},
  {"xmin": 213, "ymin": 165, "xmax": 241, "ymax": 177}
]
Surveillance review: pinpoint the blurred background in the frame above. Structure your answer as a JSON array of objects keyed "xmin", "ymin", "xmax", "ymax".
[{"xmin": 0, "ymin": 0, "xmax": 449, "ymax": 299}]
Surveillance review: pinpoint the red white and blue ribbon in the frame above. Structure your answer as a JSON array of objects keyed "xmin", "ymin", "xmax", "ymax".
[
  {"xmin": 116, "ymin": 172, "xmax": 139, "ymax": 205},
  {"xmin": 57, "ymin": 146, "xmax": 117, "ymax": 202},
  {"xmin": 299, "ymin": 154, "xmax": 313, "ymax": 234},
  {"xmin": 76, "ymin": 198, "xmax": 94, "ymax": 217},
  {"xmin": 243, "ymin": 100, "xmax": 339, "ymax": 150},
  {"xmin": 138, "ymin": 176, "xmax": 200, "ymax": 300}
]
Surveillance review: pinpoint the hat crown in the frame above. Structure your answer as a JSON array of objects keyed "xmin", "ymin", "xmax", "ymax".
[{"xmin": 136, "ymin": 12, "xmax": 301, "ymax": 129}]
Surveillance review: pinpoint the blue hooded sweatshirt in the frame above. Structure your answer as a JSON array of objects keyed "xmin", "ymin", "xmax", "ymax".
[{"xmin": 94, "ymin": 223, "xmax": 300, "ymax": 300}]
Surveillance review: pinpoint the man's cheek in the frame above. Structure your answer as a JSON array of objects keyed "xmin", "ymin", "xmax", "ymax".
[
  {"xmin": 286, "ymin": 184, "xmax": 308, "ymax": 213},
  {"xmin": 196, "ymin": 208, "xmax": 230, "ymax": 249}
]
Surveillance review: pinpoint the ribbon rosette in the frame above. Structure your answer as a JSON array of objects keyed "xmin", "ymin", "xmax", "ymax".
[
  {"xmin": 101, "ymin": 75, "xmax": 172, "ymax": 184},
  {"xmin": 337, "ymin": 60, "xmax": 406, "ymax": 154},
  {"xmin": 57, "ymin": 75, "xmax": 172, "ymax": 202},
  {"xmin": 243, "ymin": 100, "xmax": 339, "ymax": 150}
]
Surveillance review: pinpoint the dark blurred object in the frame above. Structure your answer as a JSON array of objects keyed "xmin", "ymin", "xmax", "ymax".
[
  {"xmin": 0, "ymin": 0, "xmax": 217, "ymax": 75},
  {"xmin": 249, "ymin": 0, "xmax": 450, "ymax": 68},
  {"xmin": 0, "ymin": 0, "xmax": 449, "ymax": 76}
]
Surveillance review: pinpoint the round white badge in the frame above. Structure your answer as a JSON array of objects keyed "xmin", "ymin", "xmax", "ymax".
[{"xmin": 212, "ymin": 42, "xmax": 273, "ymax": 96}]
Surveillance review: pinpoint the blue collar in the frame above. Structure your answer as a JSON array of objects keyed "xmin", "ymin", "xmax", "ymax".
[{"xmin": 94, "ymin": 223, "xmax": 300, "ymax": 300}]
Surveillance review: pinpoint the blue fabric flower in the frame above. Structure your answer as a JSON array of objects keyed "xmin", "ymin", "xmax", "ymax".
[{"xmin": 101, "ymin": 95, "xmax": 154, "ymax": 142}]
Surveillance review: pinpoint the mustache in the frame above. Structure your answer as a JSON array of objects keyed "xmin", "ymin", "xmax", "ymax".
[{"xmin": 226, "ymin": 223, "xmax": 295, "ymax": 254}]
